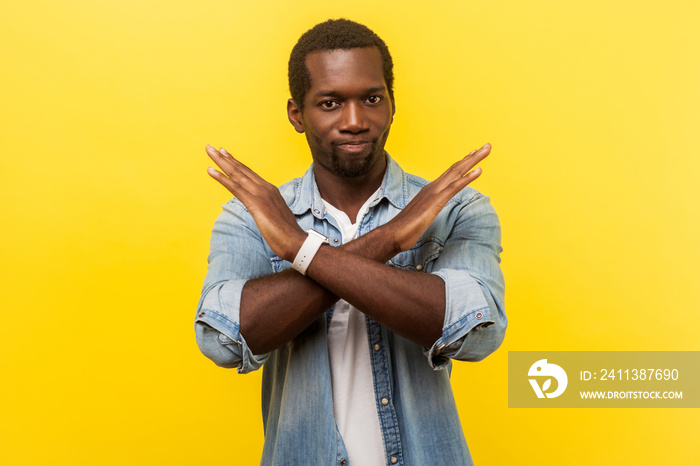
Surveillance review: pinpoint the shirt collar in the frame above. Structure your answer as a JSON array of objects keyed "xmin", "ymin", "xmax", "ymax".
[{"xmin": 289, "ymin": 152, "xmax": 408, "ymax": 217}]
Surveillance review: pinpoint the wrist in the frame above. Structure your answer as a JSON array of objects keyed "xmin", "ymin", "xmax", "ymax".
[
  {"xmin": 380, "ymin": 222, "xmax": 403, "ymax": 256},
  {"xmin": 345, "ymin": 224, "xmax": 401, "ymax": 262},
  {"xmin": 292, "ymin": 229, "xmax": 329, "ymax": 275},
  {"xmin": 287, "ymin": 231, "xmax": 307, "ymax": 262}
]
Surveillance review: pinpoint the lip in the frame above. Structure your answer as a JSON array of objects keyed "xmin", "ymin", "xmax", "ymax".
[{"xmin": 335, "ymin": 140, "xmax": 372, "ymax": 153}]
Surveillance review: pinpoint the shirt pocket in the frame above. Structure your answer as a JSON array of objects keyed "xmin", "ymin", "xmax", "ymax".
[{"xmin": 386, "ymin": 236, "xmax": 444, "ymax": 272}]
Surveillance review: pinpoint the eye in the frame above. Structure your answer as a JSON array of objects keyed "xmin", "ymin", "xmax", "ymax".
[
  {"xmin": 366, "ymin": 95, "xmax": 383, "ymax": 104},
  {"xmin": 319, "ymin": 100, "xmax": 339, "ymax": 110}
]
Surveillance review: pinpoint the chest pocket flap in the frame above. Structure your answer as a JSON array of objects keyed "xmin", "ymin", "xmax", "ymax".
[{"xmin": 386, "ymin": 236, "xmax": 444, "ymax": 272}]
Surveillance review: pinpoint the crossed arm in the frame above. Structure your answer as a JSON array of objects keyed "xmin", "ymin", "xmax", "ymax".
[{"xmin": 205, "ymin": 144, "xmax": 491, "ymax": 354}]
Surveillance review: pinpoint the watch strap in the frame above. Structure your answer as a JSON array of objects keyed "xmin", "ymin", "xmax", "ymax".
[{"xmin": 292, "ymin": 229, "xmax": 329, "ymax": 275}]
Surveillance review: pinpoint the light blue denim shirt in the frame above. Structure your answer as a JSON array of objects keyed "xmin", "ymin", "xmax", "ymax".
[{"xmin": 195, "ymin": 154, "xmax": 506, "ymax": 466}]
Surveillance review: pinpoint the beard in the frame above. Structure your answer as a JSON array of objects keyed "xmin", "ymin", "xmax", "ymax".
[{"xmin": 306, "ymin": 131, "xmax": 390, "ymax": 179}]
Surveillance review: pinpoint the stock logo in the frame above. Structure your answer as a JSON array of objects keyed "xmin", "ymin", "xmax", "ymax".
[{"xmin": 528, "ymin": 359, "xmax": 568, "ymax": 398}]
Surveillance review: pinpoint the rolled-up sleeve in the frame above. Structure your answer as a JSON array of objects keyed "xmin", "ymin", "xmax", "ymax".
[
  {"xmin": 425, "ymin": 192, "xmax": 507, "ymax": 369},
  {"xmin": 194, "ymin": 199, "xmax": 273, "ymax": 373}
]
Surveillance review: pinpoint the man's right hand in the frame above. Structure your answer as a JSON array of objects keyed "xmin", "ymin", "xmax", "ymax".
[{"xmin": 205, "ymin": 145, "xmax": 307, "ymax": 263}]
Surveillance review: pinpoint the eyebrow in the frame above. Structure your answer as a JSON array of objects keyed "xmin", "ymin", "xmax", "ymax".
[{"xmin": 313, "ymin": 85, "xmax": 387, "ymax": 98}]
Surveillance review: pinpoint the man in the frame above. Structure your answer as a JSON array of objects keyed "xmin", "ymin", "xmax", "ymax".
[{"xmin": 195, "ymin": 19, "xmax": 506, "ymax": 466}]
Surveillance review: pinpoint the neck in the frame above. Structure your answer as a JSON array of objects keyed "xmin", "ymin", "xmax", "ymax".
[{"xmin": 313, "ymin": 156, "xmax": 387, "ymax": 223}]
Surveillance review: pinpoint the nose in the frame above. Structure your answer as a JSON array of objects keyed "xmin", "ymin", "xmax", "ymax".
[{"xmin": 338, "ymin": 102, "xmax": 369, "ymax": 133}]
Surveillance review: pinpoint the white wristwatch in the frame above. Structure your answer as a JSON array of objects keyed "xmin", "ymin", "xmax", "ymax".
[{"xmin": 292, "ymin": 229, "xmax": 329, "ymax": 275}]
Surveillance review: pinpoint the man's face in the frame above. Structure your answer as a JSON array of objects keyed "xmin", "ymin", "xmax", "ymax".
[{"xmin": 288, "ymin": 47, "xmax": 395, "ymax": 179}]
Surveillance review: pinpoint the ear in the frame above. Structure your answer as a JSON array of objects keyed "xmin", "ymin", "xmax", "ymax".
[
  {"xmin": 390, "ymin": 96, "xmax": 396, "ymax": 122},
  {"xmin": 287, "ymin": 99, "xmax": 305, "ymax": 133}
]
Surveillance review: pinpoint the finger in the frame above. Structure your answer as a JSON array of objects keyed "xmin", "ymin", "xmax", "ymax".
[
  {"xmin": 206, "ymin": 145, "xmax": 234, "ymax": 172},
  {"xmin": 434, "ymin": 144, "xmax": 490, "ymax": 187},
  {"xmin": 207, "ymin": 165, "xmax": 236, "ymax": 191},
  {"xmin": 205, "ymin": 145, "xmax": 261, "ymax": 189},
  {"xmin": 208, "ymin": 165, "xmax": 260, "ymax": 202},
  {"xmin": 217, "ymin": 146, "xmax": 268, "ymax": 187},
  {"xmin": 444, "ymin": 167, "xmax": 483, "ymax": 197},
  {"xmin": 462, "ymin": 167, "xmax": 482, "ymax": 183},
  {"xmin": 457, "ymin": 143, "xmax": 491, "ymax": 175}
]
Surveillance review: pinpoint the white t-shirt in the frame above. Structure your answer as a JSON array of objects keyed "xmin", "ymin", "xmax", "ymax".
[{"xmin": 323, "ymin": 190, "xmax": 386, "ymax": 466}]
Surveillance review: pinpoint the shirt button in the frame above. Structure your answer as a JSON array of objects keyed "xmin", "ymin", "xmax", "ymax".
[
  {"xmin": 373, "ymin": 343, "xmax": 381, "ymax": 351},
  {"xmin": 333, "ymin": 238, "xmax": 340, "ymax": 244},
  {"xmin": 313, "ymin": 209, "xmax": 320, "ymax": 214},
  {"xmin": 340, "ymin": 460, "xmax": 346, "ymax": 466},
  {"xmin": 390, "ymin": 457, "xmax": 398, "ymax": 464},
  {"xmin": 381, "ymin": 397, "xmax": 389, "ymax": 406},
  {"xmin": 198, "ymin": 311, "xmax": 205, "ymax": 317},
  {"xmin": 415, "ymin": 264, "xmax": 423, "ymax": 271},
  {"xmin": 475, "ymin": 312, "xmax": 483, "ymax": 320}
]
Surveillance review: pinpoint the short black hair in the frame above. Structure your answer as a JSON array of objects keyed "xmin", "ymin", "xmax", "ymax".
[{"xmin": 288, "ymin": 19, "xmax": 394, "ymax": 112}]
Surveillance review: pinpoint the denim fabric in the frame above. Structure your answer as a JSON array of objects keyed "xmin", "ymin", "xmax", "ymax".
[{"xmin": 194, "ymin": 154, "xmax": 506, "ymax": 466}]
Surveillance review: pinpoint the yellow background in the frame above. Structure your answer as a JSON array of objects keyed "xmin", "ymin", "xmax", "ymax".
[{"xmin": 1, "ymin": 0, "xmax": 698, "ymax": 464}]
